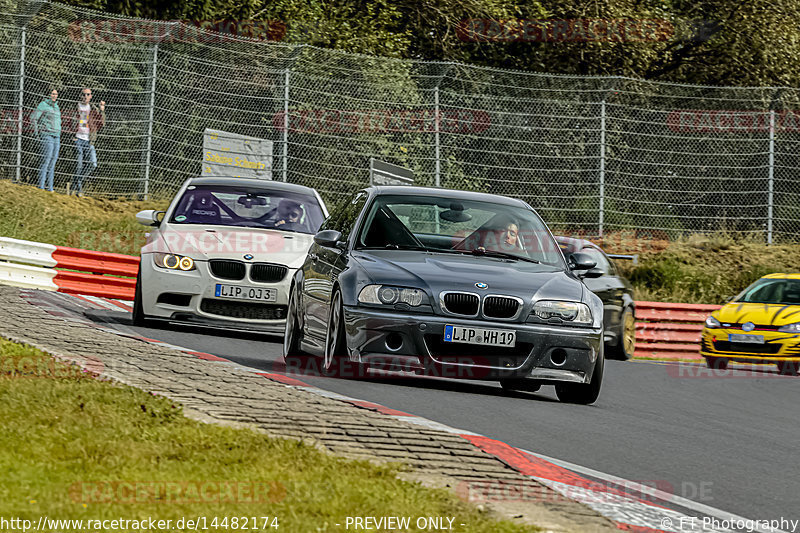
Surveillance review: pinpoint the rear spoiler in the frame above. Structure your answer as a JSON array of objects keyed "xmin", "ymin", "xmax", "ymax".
[{"xmin": 607, "ymin": 253, "xmax": 638, "ymax": 265}]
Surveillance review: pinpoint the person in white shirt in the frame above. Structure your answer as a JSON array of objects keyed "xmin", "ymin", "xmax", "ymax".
[{"xmin": 71, "ymin": 88, "xmax": 106, "ymax": 196}]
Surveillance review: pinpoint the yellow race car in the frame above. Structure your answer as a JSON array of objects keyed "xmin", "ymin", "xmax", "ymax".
[{"xmin": 700, "ymin": 273, "xmax": 800, "ymax": 375}]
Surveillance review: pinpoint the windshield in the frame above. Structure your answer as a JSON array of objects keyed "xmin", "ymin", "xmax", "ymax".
[
  {"xmin": 734, "ymin": 278, "xmax": 800, "ymax": 305},
  {"xmin": 169, "ymin": 185, "xmax": 325, "ymax": 234},
  {"xmin": 355, "ymin": 194, "xmax": 565, "ymax": 267}
]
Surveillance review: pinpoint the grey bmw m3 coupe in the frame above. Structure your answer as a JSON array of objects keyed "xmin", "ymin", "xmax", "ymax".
[{"xmin": 283, "ymin": 186, "xmax": 605, "ymax": 404}]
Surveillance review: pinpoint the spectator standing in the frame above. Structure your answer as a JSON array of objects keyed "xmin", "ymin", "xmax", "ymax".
[
  {"xmin": 71, "ymin": 88, "xmax": 106, "ymax": 196},
  {"xmin": 31, "ymin": 88, "xmax": 61, "ymax": 191}
]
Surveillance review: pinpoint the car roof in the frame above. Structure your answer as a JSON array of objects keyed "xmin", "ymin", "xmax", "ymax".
[
  {"xmin": 554, "ymin": 235, "xmax": 599, "ymax": 252},
  {"xmin": 366, "ymin": 186, "xmax": 529, "ymax": 208},
  {"xmin": 188, "ymin": 177, "xmax": 319, "ymax": 196},
  {"xmin": 762, "ymin": 273, "xmax": 800, "ymax": 280}
]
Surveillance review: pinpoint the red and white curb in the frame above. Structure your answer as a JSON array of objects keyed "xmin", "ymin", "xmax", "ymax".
[{"xmin": 17, "ymin": 289, "xmax": 779, "ymax": 533}]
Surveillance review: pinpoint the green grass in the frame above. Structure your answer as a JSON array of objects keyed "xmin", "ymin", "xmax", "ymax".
[
  {"xmin": 0, "ymin": 338, "xmax": 539, "ymax": 532},
  {"xmin": 615, "ymin": 233, "xmax": 800, "ymax": 304},
  {"xmin": 0, "ymin": 180, "xmax": 167, "ymax": 256}
]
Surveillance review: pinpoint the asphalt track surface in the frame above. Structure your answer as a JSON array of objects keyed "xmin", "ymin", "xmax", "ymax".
[{"xmin": 92, "ymin": 311, "xmax": 799, "ymax": 525}]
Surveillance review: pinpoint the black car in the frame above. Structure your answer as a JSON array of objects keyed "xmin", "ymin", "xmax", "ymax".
[
  {"xmin": 555, "ymin": 236, "xmax": 636, "ymax": 360},
  {"xmin": 284, "ymin": 186, "xmax": 606, "ymax": 404}
]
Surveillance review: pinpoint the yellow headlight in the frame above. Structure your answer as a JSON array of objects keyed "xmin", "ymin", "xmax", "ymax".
[{"xmin": 179, "ymin": 256, "xmax": 194, "ymax": 271}]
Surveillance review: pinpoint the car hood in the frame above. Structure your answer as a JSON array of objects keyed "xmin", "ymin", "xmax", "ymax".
[
  {"xmin": 352, "ymin": 250, "xmax": 584, "ymax": 302},
  {"xmin": 142, "ymin": 224, "xmax": 313, "ymax": 268},
  {"xmin": 715, "ymin": 302, "xmax": 800, "ymax": 327}
]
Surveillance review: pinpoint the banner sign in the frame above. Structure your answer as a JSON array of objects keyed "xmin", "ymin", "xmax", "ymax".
[{"xmin": 202, "ymin": 128, "xmax": 273, "ymax": 179}]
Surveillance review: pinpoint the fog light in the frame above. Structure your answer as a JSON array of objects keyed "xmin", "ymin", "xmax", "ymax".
[
  {"xmin": 551, "ymin": 348, "xmax": 567, "ymax": 366},
  {"xmin": 385, "ymin": 333, "xmax": 403, "ymax": 352}
]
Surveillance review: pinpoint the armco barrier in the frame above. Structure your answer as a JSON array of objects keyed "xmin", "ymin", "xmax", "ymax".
[
  {"xmin": 633, "ymin": 301, "xmax": 721, "ymax": 360},
  {"xmin": 0, "ymin": 237, "xmax": 138, "ymax": 300},
  {"xmin": 1, "ymin": 237, "xmax": 717, "ymax": 359}
]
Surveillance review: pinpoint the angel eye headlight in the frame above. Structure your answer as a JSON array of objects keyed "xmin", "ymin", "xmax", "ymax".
[
  {"xmin": 532, "ymin": 300, "xmax": 592, "ymax": 324},
  {"xmin": 358, "ymin": 285, "xmax": 424, "ymax": 307},
  {"xmin": 178, "ymin": 256, "xmax": 194, "ymax": 271},
  {"xmin": 154, "ymin": 253, "xmax": 196, "ymax": 271}
]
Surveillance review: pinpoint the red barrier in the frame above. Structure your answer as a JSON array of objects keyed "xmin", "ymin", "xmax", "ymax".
[
  {"xmin": 52, "ymin": 246, "xmax": 140, "ymax": 277},
  {"xmin": 50, "ymin": 246, "xmax": 140, "ymax": 300},
  {"xmin": 633, "ymin": 301, "xmax": 720, "ymax": 360},
  {"xmin": 54, "ymin": 270, "xmax": 137, "ymax": 300}
]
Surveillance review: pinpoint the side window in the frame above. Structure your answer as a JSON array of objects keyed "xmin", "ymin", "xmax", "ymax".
[{"xmin": 320, "ymin": 192, "xmax": 368, "ymax": 241}]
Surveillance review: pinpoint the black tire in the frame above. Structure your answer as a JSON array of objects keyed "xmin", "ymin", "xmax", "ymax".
[
  {"xmin": 322, "ymin": 289, "xmax": 348, "ymax": 377},
  {"xmin": 283, "ymin": 284, "xmax": 311, "ymax": 367},
  {"xmin": 500, "ymin": 379, "xmax": 541, "ymax": 393},
  {"xmin": 555, "ymin": 346, "xmax": 604, "ymax": 405},
  {"xmin": 705, "ymin": 356, "xmax": 728, "ymax": 370},
  {"xmin": 777, "ymin": 361, "xmax": 800, "ymax": 376},
  {"xmin": 607, "ymin": 307, "xmax": 636, "ymax": 361},
  {"xmin": 131, "ymin": 269, "xmax": 153, "ymax": 327}
]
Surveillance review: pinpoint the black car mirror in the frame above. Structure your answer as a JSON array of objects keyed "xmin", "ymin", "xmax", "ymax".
[
  {"xmin": 568, "ymin": 252, "xmax": 596, "ymax": 271},
  {"xmin": 314, "ymin": 229, "xmax": 343, "ymax": 248},
  {"xmin": 582, "ymin": 267, "xmax": 605, "ymax": 278}
]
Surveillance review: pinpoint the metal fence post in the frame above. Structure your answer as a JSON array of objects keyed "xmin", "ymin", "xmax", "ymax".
[
  {"xmin": 434, "ymin": 85, "xmax": 440, "ymax": 188},
  {"xmin": 283, "ymin": 68, "xmax": 289, "ymax": 182},
  {"xmin": 768, "ymin": 109, "xmax": 775, "ymax": 244},
  {"xmin": 15, "ymin": 27, "xmax": 26, "ymax": 183},
  {"xmin": 143, "ymin": 43, "xmax": 158, "ymax": 200},
  {"xmin": 598, "ymin": 99, "xmax": 606, "ymax": 237}
]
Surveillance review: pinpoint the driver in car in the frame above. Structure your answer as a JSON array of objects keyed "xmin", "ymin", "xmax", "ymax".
[
  {"xmin": 272, "ymin": 199, "xmax": 303, "ymax": 229},
  {"xmin": 480, "ymin": 215, "xmax": 523, "ymax": 252}
]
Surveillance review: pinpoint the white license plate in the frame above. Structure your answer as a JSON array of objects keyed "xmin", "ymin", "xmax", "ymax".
[
  {"xmin": 729, "ymin": 333, "xmax": 764, "ymax": 344},
  {"xmin": 215, "ymin": 284, "xmax": 277, "ymax": 302},
  {"xmin": 443, "ymin": 324, "xmax": 516, "ymax": 347}
]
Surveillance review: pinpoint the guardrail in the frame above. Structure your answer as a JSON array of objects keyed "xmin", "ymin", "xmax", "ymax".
[
  {"xmin": 0, "ymin": 237, "xmax": 139, "ymax": 300},
  {"xmin": 633, "ymin": 301, "xmax": 720, "ymax": 360}
]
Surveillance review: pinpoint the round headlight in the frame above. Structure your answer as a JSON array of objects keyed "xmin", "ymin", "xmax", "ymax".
[
  {"xmin": 163, "ymin": 254, "xmax": 179, "ymax": 269},
  {"xmin": 378, "ymin": 286, "xmax": 400, "ymax": 304},
  {"xmin": 179, "ymin": 256, "xmax": 194, "ymax": 271}
]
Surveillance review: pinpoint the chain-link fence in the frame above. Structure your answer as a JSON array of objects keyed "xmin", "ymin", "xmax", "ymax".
[{"xmin": 2, "ymin": 0, "xmax": 800, "ymax": 241}]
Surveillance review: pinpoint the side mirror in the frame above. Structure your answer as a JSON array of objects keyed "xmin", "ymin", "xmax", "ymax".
[
  {"xmin": 136, "ymin": 210, "xmax": 164, "ymax": 227},
  {"xmin": 582, "ymin": 267, "xmax": 605, "ymax": 279},
  {"xmin": 314, "ymin": 229, "xmax": 343, "ymax": 249},
  {"xmin": 568, "ymin": 252, "xmax": 596, "ymax": 271}
]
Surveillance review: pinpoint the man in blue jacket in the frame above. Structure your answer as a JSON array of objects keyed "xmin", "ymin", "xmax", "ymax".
[{"xmin": 32, "ymin": 89, "xmax": 62, "ymax": 191}]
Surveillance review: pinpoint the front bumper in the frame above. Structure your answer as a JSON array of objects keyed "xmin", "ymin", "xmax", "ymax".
[
  {"xmin": 140, "ymin": 255, "xmax": 291, "ymax": 333},
  {"xmin": 700, "ymin": 328, "xmax": 800, "ymax": 363},
  {"xmin": 342, "ymin": 306, "xmax": 603, "ymax": 382}
]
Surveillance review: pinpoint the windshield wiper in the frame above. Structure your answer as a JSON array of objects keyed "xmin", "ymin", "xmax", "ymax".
[
  {"xmin": 383, "ymin": 244, "xmax": 430, "ymax": 251},
  {"xmin": 470, "ymin": 248, "xmax": 540, "ymax": 264},
  {"xmin": 411, "ymin": 247, "xmax": 541, "ymax": 264}
]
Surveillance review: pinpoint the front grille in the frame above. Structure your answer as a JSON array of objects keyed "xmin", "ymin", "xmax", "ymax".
[
  {"xmin": 712, "ymin": 341, "xmax": 781, "ymax": 354},
  {"xmin": 483, "ymin": 296, "xmax": 520, "ymax": 319},
  {"xmin": 424, "ymin": 334, "xmax": 532, "ymax": 368},
  {"xmin": 250, "ymin": 263, "xmax": 288, "ymax": 283},
  {"xmin": 209, "ymin": 260, "xmax": 245, "ymax": 280},
  {"xmin": 200, "ymin": 299, "xmax": 287, "ymax": 320},
  {"xmin": 442, "ymin": 293, "xmax": 479, "ymax": 315}
]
